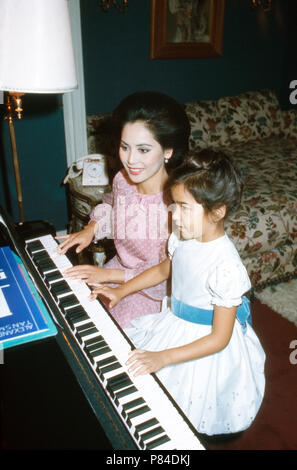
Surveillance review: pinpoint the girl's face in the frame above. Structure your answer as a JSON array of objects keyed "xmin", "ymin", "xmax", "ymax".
[
  {"xmin": 119, "ymin": 121, "xmax": 173, "ymax": 189},
  {"xmin": 171, "ymin": 184, "xmax": 205, "ymax": 241},
  {"xmin": 171, "ymin": 183, "xmax": 225, "ymax": 242}
]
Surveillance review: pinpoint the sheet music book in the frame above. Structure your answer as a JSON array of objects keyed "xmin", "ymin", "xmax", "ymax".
[{"xmin": 0, "ymin": 246, "xmax": 57, "ymax": 349}]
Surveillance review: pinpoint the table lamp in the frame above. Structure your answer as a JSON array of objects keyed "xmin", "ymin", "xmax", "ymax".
[{"xmin": 0, "ymin": 0, "xmax": 78, "ymax": 223}]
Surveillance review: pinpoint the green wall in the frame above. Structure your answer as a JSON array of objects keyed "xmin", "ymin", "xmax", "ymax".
[
  {"xmin": 0, "ymin": 0, "xmax": 295, "ymax": 231},
  {"xmin": 81, "ymin": 0, "xmax": 293, "ymax": 113}
]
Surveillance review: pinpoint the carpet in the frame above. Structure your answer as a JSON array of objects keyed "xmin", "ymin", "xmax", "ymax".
[{"xmin": 254, "ymin": 279, "xmax": 297, "ymax": 327}]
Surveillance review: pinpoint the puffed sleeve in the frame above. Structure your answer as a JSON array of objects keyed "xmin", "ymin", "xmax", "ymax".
[
  {"xmin": 167, "ymin": 232, "xmax": 180, "ymax": 260},
  {"xmin": 206, "ymin": 260, "xmax": 251, "ymax": 308}
]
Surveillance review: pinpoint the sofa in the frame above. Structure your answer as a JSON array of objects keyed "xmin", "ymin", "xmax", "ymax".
[{"xmin": 86, "ymin": 89, "xmax": 297, "ymax": 291}]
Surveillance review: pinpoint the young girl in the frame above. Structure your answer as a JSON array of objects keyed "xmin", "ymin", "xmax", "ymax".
[
  {"xmin": 56, "ymin": 91, "xmax": 190, "ymax": 328},
  {"xmin": 91, "ymin": 149, "xmax": 266, "ymax": 436}
]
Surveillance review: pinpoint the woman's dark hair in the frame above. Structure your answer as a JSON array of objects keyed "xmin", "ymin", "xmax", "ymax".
[
  {"xmin": 112, "ymin": 91, "xmax": 191, "ymax": 170},
  {"xmin": 166, "ymin": 149, "xmax": 243, "ymax": 218}
]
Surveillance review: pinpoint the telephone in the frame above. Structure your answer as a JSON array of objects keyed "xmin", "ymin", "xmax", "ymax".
[{"xmin": 64, "ymin": 154, "xmax": 109, "ymax": 186}]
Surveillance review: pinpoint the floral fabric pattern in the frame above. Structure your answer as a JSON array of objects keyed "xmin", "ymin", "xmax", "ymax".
[{"xmin": 222, "ymin": 138, "xmax": 297, "ymax": 288}]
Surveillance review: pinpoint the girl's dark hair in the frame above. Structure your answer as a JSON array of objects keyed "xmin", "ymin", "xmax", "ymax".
[
  {"xmin": 166, "ymin": 149, "xmax": 243, "ymax": 218},
  {"xmin": 112, "ymin": 91, "xmax": 191, "ymax": 170}
]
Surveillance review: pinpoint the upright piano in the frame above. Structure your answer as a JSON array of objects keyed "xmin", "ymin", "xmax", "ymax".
[{"xmin": 0, "ymin": 207, "xmax": 205, "ymax": 451}]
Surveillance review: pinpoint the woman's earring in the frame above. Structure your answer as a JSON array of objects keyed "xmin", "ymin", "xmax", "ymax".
[{"xmin": 165, "ymin": 157, "xmax": 169, "ymax": 163}]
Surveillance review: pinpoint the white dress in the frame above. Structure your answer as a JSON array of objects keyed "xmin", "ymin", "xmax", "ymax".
[{"xmin": 125, "ymin": 233, "xmax": 266, "ymax": 436}]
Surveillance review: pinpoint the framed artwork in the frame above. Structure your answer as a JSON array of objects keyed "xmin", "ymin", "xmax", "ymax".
[{"xmin": 150, "ymin": 0, "xmax": 225, "ymax": 59}]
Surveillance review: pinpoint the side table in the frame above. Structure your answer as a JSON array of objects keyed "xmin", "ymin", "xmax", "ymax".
[{"xmin": 66, "ymin": 175, "xmax": 115, "ymax": 266}]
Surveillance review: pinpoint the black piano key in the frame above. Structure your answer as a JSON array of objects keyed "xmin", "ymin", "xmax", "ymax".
[
  {"xmin": 146, "ymin": 434, "xmax": 171, "ymax": 450},
  {"xmin": 93, "ymin": 345, "xmax": 111, "ymax": 356},
  {"xmin": 127, "ymin": 405, "xmax": 150, "ymax": 420},
  {"xmin": 134, "ymin": 418, "xmax": 159, "ymax": 439},
  {"xmin": 84, "ymin": 339, "xmax": 107, "ymax": 355},
  {"xmin": 32, "ymin": 250, "xmax": 50, "ymax": 262},
  {"xmin": 76, "ymin": 322, "xmax": 95, "ymax": 333},
  {"xmin": 44, "ymin": 270, "xmax": 62, "ymax": 284},
  {"xmin": 135, "ymin": 418, "xmax": 159, "ymax": 433},
  {"xmin": 98, "ymin": 361, "xmax": 122, "ymax": 376},
  {"xmin": 35, "ymin": 258, "xmax": 56, "ymax": 274},
  {"xmin": 123, "ymin": 397, "xmax": 145, "ymax": 412},
  {"xmin": 96, "ymin": 355, "xmax": 118, "ymax": 369},
  {"xmin": 65, "ymin": 307, "xmax": 89, "ymax": 329},
  {"xmin": 107, "ymin": 373, "xmax": 133, "ymax": 395},
  {"xmin": 84, "ymin": 335, "xmax": 105, "ymax": 348},
  {"xmin": 85, "ymin": 345, "xmax": 111, "ymax": 364},
  {"xmin": 140, "ymin": 426, "xmax": 165, "ymax": 444},
  {"xmin": 98, "ymin": 362, "xmax": 123, "ymax": 381},
  {"xmin": 32, "ymin": 248, "xmax": 50, "ymax": 258},
  {"xmin": 50, "ymin": 280, "xmax": 71, "ymax": 299},
  {"xmin": 108, "ymin": 372, "xmax": 132, "ymax": 387},
  {"xmin": 121, "ymin": 397, "xmax": 145, "ymax": 419},
  {"xmin": 126, "ymin": 405, "xmax": 151, "ymax": 429},
  {"xmin": 75, "ymin": 322, "xmax": 98, "ymax": 343},
  {"xmin": 33, "ymin": 253, "xmax": 54, "ymax": 266},
  {"xmin": 26, "ymin": 240, "xmax": 44, "ymax": 254},
  {"xmin": 113, "ymin": 385, "xmax": 137, "ymax": 401},
  {"xmin": 64, "ymin": 304, "xmax": 87, "ymax": 318},
  {"xmin": 59, "ymin": 294, "xmax": 80, "ymax": 309}
]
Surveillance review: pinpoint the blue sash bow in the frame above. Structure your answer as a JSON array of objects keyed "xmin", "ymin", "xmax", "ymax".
[{"xmin": 171, "ymin": 295, "xmax": 252, "ymax": 333}]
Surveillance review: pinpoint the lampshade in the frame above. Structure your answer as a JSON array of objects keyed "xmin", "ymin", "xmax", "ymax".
[{"xmin": 0, "ymin": 0, "xmax": 77, "ymax": 93}]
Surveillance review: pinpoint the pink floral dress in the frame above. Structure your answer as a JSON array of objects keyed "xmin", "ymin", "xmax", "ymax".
[{"xmin": 89, "ymin": 170, "xmax": 170, "ymax": 328}]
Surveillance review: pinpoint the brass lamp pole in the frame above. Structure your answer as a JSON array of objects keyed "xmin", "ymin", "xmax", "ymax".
[{"xmin": 5, "ymin": 92, "xmax": 25, "ymax": 223}]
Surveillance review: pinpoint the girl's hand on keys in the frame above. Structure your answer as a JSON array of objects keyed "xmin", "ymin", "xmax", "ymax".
[
  {"xmin": 126, "ymin": 349, "xmax": 169, "ymax": 376},
  {"xmin": 88, "ymin": 284, "xmax": 124, "ymax": 308}
]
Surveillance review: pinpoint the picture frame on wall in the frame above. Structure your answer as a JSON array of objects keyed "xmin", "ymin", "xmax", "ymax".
[{"xmin": 150, "ymin": 0, "xmax": 225, "ymax": 60}]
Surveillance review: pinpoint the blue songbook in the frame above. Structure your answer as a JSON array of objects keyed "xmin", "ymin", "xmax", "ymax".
[{"xmin": 0, "ymin": 246, "xmax": 57, "ymax": 349}]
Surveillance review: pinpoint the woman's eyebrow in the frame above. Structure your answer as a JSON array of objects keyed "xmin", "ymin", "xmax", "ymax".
[{"xmin": 136, "ymin": 143, "xmax": 153, "ymax": 147}]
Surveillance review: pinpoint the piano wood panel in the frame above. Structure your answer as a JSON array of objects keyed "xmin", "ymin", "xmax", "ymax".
[{"xmin": 2, "ymin": 333, "xmax": 138, "ymax": 449}]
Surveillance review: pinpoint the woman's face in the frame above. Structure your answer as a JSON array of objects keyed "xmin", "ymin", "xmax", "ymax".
[{"xmin": 119, "ymin": 120, "xmax": 173, "ymax": 187}]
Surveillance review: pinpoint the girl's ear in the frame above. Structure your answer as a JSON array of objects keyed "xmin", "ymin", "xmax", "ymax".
[{"xmin": 212, "ymin": 205, "xmax": 226, "ymax": 222}]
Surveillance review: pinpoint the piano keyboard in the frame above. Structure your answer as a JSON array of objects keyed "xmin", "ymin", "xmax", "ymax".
[{"xmin": 25, "ymin": 234, "xmax": 205, "ymax": 451}]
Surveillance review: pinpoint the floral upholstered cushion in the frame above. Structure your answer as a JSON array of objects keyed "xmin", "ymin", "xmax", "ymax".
[
  {"xmin": 217, "ymin": 90, "xmax": 282, "ymax": 144},
  {"xmin": 221, "ymin": 137, "xmax": 297, "ymax": 288},
  {"xmin": 282, "ymin": 109, "xmax": 297, "ymax": 139},
  {"xmin": 184, "ymin": 100, "xmax": 229, "ymax": 150}
]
